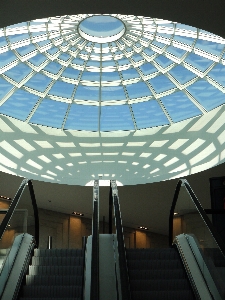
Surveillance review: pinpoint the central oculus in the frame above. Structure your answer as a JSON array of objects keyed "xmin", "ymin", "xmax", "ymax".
[{"xmin": 78, "ymin": 15, "xmax": 125, "ymax": 43}]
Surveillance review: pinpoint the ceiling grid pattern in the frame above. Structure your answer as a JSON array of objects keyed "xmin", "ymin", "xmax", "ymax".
[{"xmin": 0, "ymin": 14, "xmax": 225, "ymax": 185}]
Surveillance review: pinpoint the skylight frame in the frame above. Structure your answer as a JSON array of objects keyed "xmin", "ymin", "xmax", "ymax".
[{"xmin": 0, "ymin": 14, "xmax": 225, "ymax": 132}]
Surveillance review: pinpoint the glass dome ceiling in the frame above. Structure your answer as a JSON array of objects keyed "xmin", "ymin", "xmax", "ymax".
[
  {"xmin": 1, "ymin": 14, "xmax": 225, "ymax": 186},
  {"xmin": 1, "ymin": 14, "xmax": 225, "ymax": 132}
]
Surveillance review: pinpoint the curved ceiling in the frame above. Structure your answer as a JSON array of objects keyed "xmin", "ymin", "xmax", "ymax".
[{"xmin": 0, "ymin": 11, "xmax": 225, "ymax": 186}]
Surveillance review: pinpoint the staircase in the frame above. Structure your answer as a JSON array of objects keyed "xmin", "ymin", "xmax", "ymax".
[
  {"xmin": 126, "ymin": 248, "xmax": 195, "ymax": 300},
  {"xmin": 18, "ymin": 248, "xmax": 84, "ymax": 300}
]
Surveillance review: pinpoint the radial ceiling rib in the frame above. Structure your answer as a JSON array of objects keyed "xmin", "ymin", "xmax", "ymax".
[{"xmin": 0, "ymin": 14, "xmax": 225, "ymax": 132}]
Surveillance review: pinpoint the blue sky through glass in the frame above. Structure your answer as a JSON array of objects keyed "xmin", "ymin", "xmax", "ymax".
[
  {"xmin": 79, "ymin": 15, "xmax": 124, "ymax": 38},
  {"xmin": 0, "ymin": 14, "xmax": 225, "ymax": 131}
]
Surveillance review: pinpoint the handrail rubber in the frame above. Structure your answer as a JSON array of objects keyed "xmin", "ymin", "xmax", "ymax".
[
  {"xmin": 90, "ymin": 199, "xmax": 99, "ymax": 300},
  {"xmin": 169, "ymin": 178, "xmax": 225, "ymax": 256},
  {"xmin": 0, "ymin": 178, "xmax": 39, "ymax": 248},
  {"xmin": 113, "ymin": 192, "xmax": 131, "ymax": 300}
]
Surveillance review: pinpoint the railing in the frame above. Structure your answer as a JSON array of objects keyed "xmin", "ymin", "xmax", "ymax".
[
  {"xmin": 111, "ymin": 180, "xmax": 131, "ymax": 300},
  {"xmin": 0, "ymin": 179, "xmax": 39, "ymax": 246},
  {"xmin": 90, "ymin": 180, "xmax": 99, "ymax": 300},
  {"xmin": 0, "ymin": 179, "xmax": 39, "ymax": 295},
  {"xmin": 169, "ymin": 178, "xmax": 225, "ymax": 299}
]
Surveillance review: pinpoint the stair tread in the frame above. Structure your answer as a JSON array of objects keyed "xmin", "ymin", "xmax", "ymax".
[
  {"xmin": 31, "ymin": 256, "xmax": 83, "ymax": 266},
  {"xmin": 131, "ymin": 290, "xmax": 195, "ymax": 300},
  {"xmin": 26, "ymin": 275, "xmax": 82, "ymax": 286},
  {"xmin": 34, "ymin": 249, "xmax": 84, "ymax": 257},
  {"xmin": 21, "ymin": 286, "xmax": 82, "ymax": 297}
]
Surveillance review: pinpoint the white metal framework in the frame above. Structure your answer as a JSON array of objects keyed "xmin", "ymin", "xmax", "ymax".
[{"xmin": 0, "ymin": 14, "xmax": 225, "ymax": 185}]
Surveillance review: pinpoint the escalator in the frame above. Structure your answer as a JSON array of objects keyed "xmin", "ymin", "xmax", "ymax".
[
  {"xmin": 1, "ymin": 178, "xmax": 225, "ymax": 299},
  {"xmin": 112, "ymin": 179, "xmax": 225, "ymax": 300},
  {"xmin": 126, "ymin": 248, "xmax": 195, "ymax": 300},
  {"xmin": 0, "ymin": 179, "xmax": 86, "ymax": 300},
  {"xmin": 18, "ymin": 248, "xmax": 84, "ymax": 300}
]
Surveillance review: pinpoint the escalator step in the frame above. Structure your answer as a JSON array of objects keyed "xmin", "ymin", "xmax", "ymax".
[
  {"xmin": 21, "ymin": 286, "xmax": 82, "ymax": 298},
  {"xmin": 29, "ymin": 265, "xmax": 83, "ymax": 276},
  {"xmin": 31, "ymin": 256, "xmax": 83, "ymax": 266},
  {"xmin": 129, "ymin": 269, "xmax": 187, "ymax": 280},
  {"xmin": 131, "ymin": 290, "xmax": 195, "ymax": 300},
  {"xmin": 127, "ymin": 259, "xmax": 183, "ymax": 270},
  {"xmin": 26, "ymin": 275, "xmax": 82, "ymax": 286},
  {"xmin": 18, "ymin": 297, "xmax": 81, "ymax": 300},
  {"xmin": 130, "ymin": 279, "xmax": 191, "ymax": 291},
  {"xmin": 126, "ymin": 248, "xmax": 179, "ymax": 260},
  {"xmin": 34, "ymin": 249, "xmax": 84, "ymax": 257}
]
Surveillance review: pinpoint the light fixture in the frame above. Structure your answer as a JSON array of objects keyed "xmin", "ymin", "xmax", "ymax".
[
  {"xmin": 72, "ymin": 212, "xmax": 84, "ymax": 216},
  {"xmin": 0, "ymin": 196, "xmax": 11, "ymax": 201},
  {"xmin": 138, "ymin": 226, "xmax": 148, "ymax": 230}
]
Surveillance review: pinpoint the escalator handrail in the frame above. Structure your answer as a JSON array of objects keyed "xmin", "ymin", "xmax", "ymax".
[
  {"xmin": 113, "ymin": 190, "xmax": 131, "ymax": 300},
  {"xmin": 0, "ymin": 178, "xmax": 39, "ymax": 248},
  {"xmin": 169, "ymin": 178, "xmax": 225, "ymax": 256},
  {"xmin": 90, "ymin": 199, "xmax": 99, "ymax": 300}
]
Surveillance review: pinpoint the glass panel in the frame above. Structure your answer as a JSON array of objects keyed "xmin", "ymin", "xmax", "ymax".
[
  {"xmin": 27, "ymin": 53, "xmax": 47, "ymax": 66},
  {"xmin": 131, "ymin": 54, "xmax": 143, "ymax": 62},
  {"xmin": 207, "ymin": 63, "xmax": 225, "ymax": 87},
  {"xmin": 101, "ymin": 86, "xmax": 126, "ymax": 101},
  {"xmin": 46, "ymin": 47, "xmax": 59, "ymax": 55},
  {"xmin": 101, "ymin": 105, "xmax": 134, "ymax": 131},
  {"xmin": 185, "ymin": 53, "xmax": 213, "ymax": 72},
  {"xmin": 24, "ymin": 73, "xmax": 52, "ymax": 92},
  {"xmin": 7, "ymin": 33, "xmax": 30, "ymax": 44},
  {"xmin": 48, "ymin": 80, "xmax": 75, "ymax": 98},
  {"xmin": 86, "ymin": 61, "xmax": 100, "ymax": 68},
  {"xmin": 126, "ymin": 81, "xmax": 152, "ymax": 98},
  {"xmin": 187, "ymin": 79, "xmax": 225, "ymax": 111},
  {"xmin": 0, "ymin": 184, "xmax": 36, "ymax": 274},
  {"xmin": 75, "ymin": 85, "xmax": 99, "ymax": 101},
  {"xmin": 0, "ymin": 78, "xmax": 14, "ymax": 98},
  {"xmin": 64, "ymin": 104, "xmax": 98, "ymax": 131},
  {"xmin": 166, "ymin": 45, "xmax": 186, "ymax": 58},
  {"xmin": 117, "ymin": 58, "xmax": 130, "ymax": 66},
  {"xmin": 102, "ymin": 71, "xmax": 120, "ymax": 81},
  {"xmin": 139, "ymin": 63, "xmax": 158, "ymax": 76},
  {"xmin": 121, "ymin": 68, "xmax": 140, "ymax": 80},
  {"xmin": 58, "ymin": 53, "xmax": 71, "ymax": 61},
  {"xmin": 0, "ymin": 51, "xmax": 18, "ymax": 68},
  {"xmin": 142, "ymin": 48, "xmax": 155, "ymax": 58},
  {"xmin": 0, "ymin": 90, "xmax": 38, "ymax": 120},
  {"xmin": 155, "ymin": 55, "xmax": 174, "ymax": 68},
  {"xmin": 81, "ymin": 71, "xmax": 100, "ymax": 81},
  {"xmin": 195, "ymin": 39, "xmax": 224, "ymax": 56},
  {"xmin": 132, "ymin": 100, "xmax": 169, "ymax": 129},
  {"xmin": 173, "ymin": 182, "xmax": 225, "ymax": 299},
  {"xmin": 5, "ymin": 63, "xmax": 32, "ymax": 83},
  {"xmin": 151, "ymin": 40, "xmax": 165, "ymax": 50},
  {"xmin": 0, "ymin": 36, "xmax": 7, "ymax": 47},
  {"xmin": 37, "ymin": 40, "xmax": 51, "ymax": 48},
  {"xmin": 102, "ymin": 60, "xmax": 116, "ymax": 68},
  {"xmin": 149, "ymin": 75, "xmax": 176, "ymax": 93},
  {"xmin": 61, "ymin": 67, "xmax": 80, "ymax": 79},
  {"xmin": 43, "ymin": 61, "xmax": 62, "ymax": 74},
  {"xmin": 169, "ymin": 65, "xmax": 197, "ymax": 84},
  {"xmin": 15, "ymin": 44, "xmax": 36, "ymax": 56},
  {"xmin": 161, "ymin": 91, "xmax": 202, "ymax": 122},
  {"xmin": 30, "ymin": 99, "xmax": 68, "ymax": 128},
  {"xmin": 173, "ymin": 35, "xmax": 195, "ymax": 46},
  {"xmin": 72, "ymin": 58, "xmax": 85, "ymax": 66}
]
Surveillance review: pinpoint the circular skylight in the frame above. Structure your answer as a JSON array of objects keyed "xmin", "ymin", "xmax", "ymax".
[
  {"xmin": 0, "ymin": 14, "xmax": 225, "ymax": 132},
  {"xmin": 0, "ymin": 14, "xmax": 225, "ymax": 186},
  {"xmin": 78, "ymin": 15, "xmax": 125, "ymax": 42}
]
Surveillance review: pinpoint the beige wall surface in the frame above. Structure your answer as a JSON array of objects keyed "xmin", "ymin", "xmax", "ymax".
[{"xmin": 38, "ymin": 208, "xmax": 168, "ymax": 249}]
